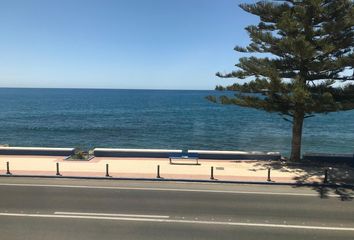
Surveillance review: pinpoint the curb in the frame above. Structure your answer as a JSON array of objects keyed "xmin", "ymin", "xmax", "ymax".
[{"xmin": 1, "ymin": 174, "xmax": 353, "ymax": 189}]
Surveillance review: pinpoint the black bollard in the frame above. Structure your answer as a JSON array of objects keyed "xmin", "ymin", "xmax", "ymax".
[
  {"xmin": 323, "ymin": 169, "xmax": 329, "ymax": 184},
  {"xmin": 267, "ymin": 168, "xmax": 271, "ymax": 182},
  {"xmin": 56, "ymin": 162, "xmax": 61, "ymax": 176},
  {"xmin": 6, "ymin": 161, "xmax": 11, "ymax": 175},
  {"xmin": 210, "ymin": 166, "xmax": 214, "ymax": 180},
  {"xmin": 105, "ymin": 164, "xmax": 110, "ymax": 177},
  {"xmin": 157, "ymin": 165, "xmax": 161, "ymax": 178}
]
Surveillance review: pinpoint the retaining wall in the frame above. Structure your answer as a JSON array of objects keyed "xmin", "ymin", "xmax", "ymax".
[
  {"xmin": 189, "ymin": 150, "xmax": 281, "ymax": 160},
  {"xmin": 93, "ymin": 148, "xmax": 281, "ymax": 160},
  {"xmin": 303, "ymin": 153, "xmax": 354, "ymax": 164},
  {"xmin": 93, "ymin": 148, "xmax": 182, "ymax": 158},
  {"xmin": 0, "ymin": 147, "xmax": 76, "ymax": 156}
]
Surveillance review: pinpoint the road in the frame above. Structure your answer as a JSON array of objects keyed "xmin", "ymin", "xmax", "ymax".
[{"xmin": 0, "ymin": 177, "xmax": 353, "ymax": 239}]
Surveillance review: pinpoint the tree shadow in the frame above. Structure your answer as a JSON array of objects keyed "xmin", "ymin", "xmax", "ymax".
[{"xmin": 245, "ymin": 160, "xmax": 354, "ymax": 201}]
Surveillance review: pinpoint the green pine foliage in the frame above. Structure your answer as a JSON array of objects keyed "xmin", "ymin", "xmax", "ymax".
[{"xmin": 211, "ymin": 0, "xmax": 354, "ymax": 161}]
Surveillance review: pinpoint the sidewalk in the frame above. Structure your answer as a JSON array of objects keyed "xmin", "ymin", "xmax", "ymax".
[{"xmin": 1, "ymin": 155, "xmax": 340, "ymax": 184}]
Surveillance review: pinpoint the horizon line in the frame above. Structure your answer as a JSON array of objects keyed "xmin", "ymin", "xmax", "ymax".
[{"xmin": 0, "ymin": 86, "xmax": 216, "ymax": 91}]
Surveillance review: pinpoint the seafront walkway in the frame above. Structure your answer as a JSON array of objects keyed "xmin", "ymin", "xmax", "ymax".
[{"xmin": 1, "ymin": 154, "xmax": 349, "ymax": 183}]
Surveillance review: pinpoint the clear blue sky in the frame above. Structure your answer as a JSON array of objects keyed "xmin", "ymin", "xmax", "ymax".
[{"xmin": 0, "ymin": 0, "xmax": 258, "ymax": 90}]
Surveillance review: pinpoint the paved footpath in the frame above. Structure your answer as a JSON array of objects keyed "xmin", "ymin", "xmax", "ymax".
[{"xmin": 0, "ymin": 155, "xmax": 332, "ymax": 183}]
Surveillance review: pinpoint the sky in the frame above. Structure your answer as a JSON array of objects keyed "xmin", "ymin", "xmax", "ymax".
[{"xmin": 0, "ymin": 0, "xmax": 258, "ymax": 90}]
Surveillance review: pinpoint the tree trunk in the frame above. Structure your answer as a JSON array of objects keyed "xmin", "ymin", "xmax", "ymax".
[{"xmin": 290, "ymin": 111, "xmax": 305, "ymax": 161}]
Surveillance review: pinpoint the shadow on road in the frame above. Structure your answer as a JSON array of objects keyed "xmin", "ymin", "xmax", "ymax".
[{"xmin": 248, "ymin": 160, "xmax": 354, "ymax": 201}]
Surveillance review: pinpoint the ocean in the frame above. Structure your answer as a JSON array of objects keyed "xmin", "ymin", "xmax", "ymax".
[{"xmin": 0, "ymin": 88, "xmax": 353, "ymax": 156}]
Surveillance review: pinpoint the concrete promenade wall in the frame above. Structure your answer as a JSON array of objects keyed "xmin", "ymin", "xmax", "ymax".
[
  {"xmin": 303, "ymin": 153, "xmax": 354, "ymax": 164},
  {"xmin": 0, "ymin": 147, "xmax": 75, "ymax": 156},
  {"xmin": 93, "ymin": 148, "xmax": 281, "ymax": 160},
  {"xmin": 189, "ymin": 150, "xmax": 281, "ymax": 160},
  {"xmin": 93, "ymin": 148, "xmax": 182, "ymax": 158}
]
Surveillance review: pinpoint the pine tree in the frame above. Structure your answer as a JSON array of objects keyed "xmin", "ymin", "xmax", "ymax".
[{"xmin": 210, "ymin": 0, "xmax": 354, "ymax": 161}]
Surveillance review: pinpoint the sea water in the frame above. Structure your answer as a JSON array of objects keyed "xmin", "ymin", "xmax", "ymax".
[{"xmin": 0, "ymin": 88, "xmax": 353, "ymax": 156}]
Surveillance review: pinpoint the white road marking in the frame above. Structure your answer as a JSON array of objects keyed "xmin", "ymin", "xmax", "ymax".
[
  {"xmin": 0, "ymin": 212, "xmax": 353, "ymax": 231},
  {"xmin": 54, "ymin": 211, "xmax": 169, "ymax": 219},
  {"xmin": 0, "ymin": 183, "xmax": 340, "ymax": 197}
]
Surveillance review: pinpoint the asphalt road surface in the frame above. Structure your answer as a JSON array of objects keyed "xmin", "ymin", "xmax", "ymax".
[{"xmin": 0, "ymin": 177, "xmax": 353, "ymax": 240}]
